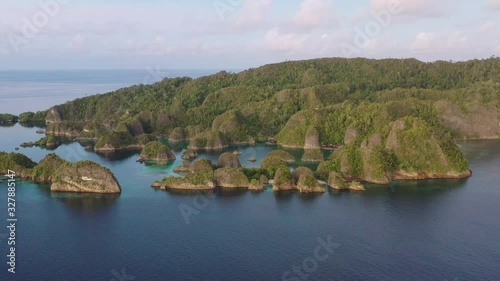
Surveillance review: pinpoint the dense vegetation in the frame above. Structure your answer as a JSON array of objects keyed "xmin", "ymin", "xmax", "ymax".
[
  {"xmin": 37, "ymin": 58, "xmax": 499, "ymax": 147},
  {"xmin": 19, "ymin": 111, "xmax": 47, "ymax": 123},
  {"xmin": 26, "ymin": 57, "xmax": 499, "ymax": 184},
  {"xmin": 0, "ymin": 113, "xmax": 17, "ymax": 124}
]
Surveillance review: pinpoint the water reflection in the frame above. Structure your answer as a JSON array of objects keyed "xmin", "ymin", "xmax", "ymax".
[
  {"xmin": 52, "ymin": 192, "xmax": 120, "ymax": 214},
  {"xmin": 19, "ymin": 122, "xmax": 47, "ymax": 129},
  {"xmin": 95, "ymin": 150, "xmax": 139, "ymax": 161}
]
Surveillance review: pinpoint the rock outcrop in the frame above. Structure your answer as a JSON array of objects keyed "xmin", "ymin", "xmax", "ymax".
[
  {"xmin": 348, "ymin": 181, "xmax": 366, "ymax": 191},
  {"xmin": 328, "ymin": 117, "xmax": 472, "ymax": 185},
  {"xmin": 173, "ymin": 160, "xmax": 192, "ymax": 174},
  {"xmin": 50, "ymin": 161, "xmax": 121, "ymax": 193},
  {"xmin": 94, "ymin": 132, "xmax": 142, "ymax": 152},
  {"xmin": 23, "ymin": 153, "xmax": 122, "ymax": 193},
  {"xmin": 188, "ymin": 131, "xmax": 228, "ymax": 150},
  {"xmin": 46, "ymin": 106, "xmax": 62, "ymax": 124},
  {"xmin": 327, "ymin": 172, "xmax": 365, "ymax": 191},
  {"xmin": 169, "ymin": 127, "xmax": 186, "ymax": 142},
  {"xmin": 218, "ymin": 152, "xmax": 242, "ymax": 168},
  {"xmin": 435, "ymin": 101, "xmax": 500, "ymax": 140},
  {"xmin": 0, "ymin": 152, "xmax": 37, "ymax": 178},
  {"xmin": 296, "ymin": 174, "xmax": 325, "ymax": 193},
  {"xmin": 327, "ymin": 171, "xmax": 347, "ymax": 190},
  {"xmin": 212, "ymin": 110, "xmax": 253, "ymax": 144},
  {"xmin": 214, "ymin": 167, "xmax": 250, "ymax": 188},
  {"xmin": 301, "ymin": 149, "xmax": 324, "ymax": 162},
  {"xmin": 304, "ymin": 126, "xmax": 320, "ymax": 149},
  {"xmin": 139, "ymin": 141, "xmax": 176, "ymax": 163},
  {"xmin": 153, "ymin": 159, "xmax": 216, "ymax": 190},
  {"xmin": 182, "ymin": 149, "xmax": 198, "ymax": 160},
  {"xmin": 249, "ymin": 179, "xmax": 264, "ymax": 191},
  {"xmin": 344, "ymin": 128, "xmax": 359, "ymax": 145},
  {"xmin": 291, "ymin": 167, "xmax": 324, "ymax": 193},
  {"xmin": 272, "ymin": 167, "xmax": 295, "ymax": 191}
]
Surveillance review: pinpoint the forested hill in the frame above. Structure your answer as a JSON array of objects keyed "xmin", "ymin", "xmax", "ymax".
[
  {"xmin": 29, "ymin": 58, "xmax": 500, "ymax": 143},
  {"xmin": 19, "ymin": 57, "xmax": 498, "ymax": 184}
]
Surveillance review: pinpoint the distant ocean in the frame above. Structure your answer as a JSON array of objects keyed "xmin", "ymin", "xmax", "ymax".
[{"xmin": 0, "ymin": 69, "xmax": 226, "ymax": 115}]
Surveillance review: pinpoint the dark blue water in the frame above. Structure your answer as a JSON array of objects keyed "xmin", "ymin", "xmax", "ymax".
[{"xmin": 0, "ymin": 69, "xmax": 224, "ymax": 115}]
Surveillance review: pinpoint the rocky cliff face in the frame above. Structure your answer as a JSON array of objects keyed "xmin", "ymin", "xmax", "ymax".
[
  {"xmin": 188, "ymin": 131, "xmax": 228, "ymax": 150},
  {"xmin": 385, "ymin": 118, "xmax": 472, "ymax": 180},
  {"xmin": 328, "ymin": 117, "xmax": 471, "ymax": 185},
  {"xmin": 435, "ymin": 101, "xmax": 500, "ymax": 140},
  {"xmin": 218, "ymin": 153, "xmax": 242, "ymax": 168},
  {"xmin": 301, "ymin": 149, "xmax": 324, "ymax": 162},
  {"xmin": 46, "ymin": 107, "xmax": 63, "ymax": 124},
  {"xmin": 304, "ymin": 126, "xmax": 320, "ymax": 149},
  {"xmin": 214, "ymin": 167, "xmax": 250, "ymax": 188},
  {"xmin": 296, "ymin": 174, "xmax": 325, "ymax": 193},
  {"xmin": 6, "ymin": 153, "xmax": 122, "ymax": 193},
  {"xmin": 50, "ymin": 161, "xmax": 121, "ymax": 193},
  {"xmin": 153, "ymin": 158, "xmax": 216, "ymax": 190},
  {"xmin": 272, "ymin": 167, "xmax": 295, "ymax": 191},
  {"xmin": 249, "ymin": 179, "xmax": 264, "ymax": 191},
  {"xmin": 139, "ymin": 141, "xmax": 176, "ymax": 163},
  {"xmin": 0, "ymin": 152, "xmax": 37, "ymax": 178},
  {"xmin": 94, "ymin": 132, "xmax": 142, "ymax": 152},
  {"xmin": 46, "ymin": 123, "xmax": 81, "ymax": 137},
  {"xmin": 327, "ymin": 172, "xmax": 365, "ymax": 191}
]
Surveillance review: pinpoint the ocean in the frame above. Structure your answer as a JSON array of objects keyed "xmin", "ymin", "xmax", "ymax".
[{"xmin": 0, "ymin": 71, "xmax": 499, "ymax": 281}]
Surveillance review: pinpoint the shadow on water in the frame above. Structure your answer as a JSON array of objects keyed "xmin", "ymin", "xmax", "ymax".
[
  {"xmin": 365, "ymin": 177, "xmax": 469, "ymax": 198},
  {"xmin": 19, "ymin": 122, "xmax": 46, "ymax": 129},
  {"xmin": 161, "ymin": 187, "xmax": 248, "ymax": 198},
  {"xmin": 95, "ymin": 150, "xmax": 139, "ymax": 161},
  {"xmin": 324, "ymin": 177, "xmax": 469, "ymax": 200},
  {"xmin": 51, "ymin": 192, "xmax": 120, "ymax": 214},
  {"xmin": 162, "ymin": 188, "xmax": 217, "ymax": 198},
  {"xmin": 217, "ymin": 187, "xmax": 248, "ymax": 197}
]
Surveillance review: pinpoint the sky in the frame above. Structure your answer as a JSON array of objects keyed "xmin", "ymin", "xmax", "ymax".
[{"xmin": 0, "ymin": 0, "xmax": 499, "ymax": 70}]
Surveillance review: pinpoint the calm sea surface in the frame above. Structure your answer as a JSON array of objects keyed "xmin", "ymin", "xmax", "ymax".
[{"xmin": 0, "ymin": 71, "xmax": 499, "ymax": 281}]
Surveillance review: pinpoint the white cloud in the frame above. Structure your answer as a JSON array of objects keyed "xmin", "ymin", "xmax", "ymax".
[
  {"xmin": 486, "ymin": 0, "xmax": 500, "ymax": 9},
  {"xmin": 370, "ymin": 0, "xmax": 452, "ymax": 18},
  {"xmin": 480, "ymin": 21, "xmax": 497, "ymax": 32},
  {"xmin": 68, "ymin": 34, "xmax": 86, "ymax": 50},
  {"xmin": 412, "ymin": 31, "xmax": 467, "ymax": 50},
  {"xmin": 236, "ymin": 0, "xmax": 273, "ymax": 26},
  {"xmin": 292, "ymin": 0, "xmax": 336, "ymax": 28},
  {"xmin": 260, "ymin": 28, "xmax": 309, "ymax": 52}
]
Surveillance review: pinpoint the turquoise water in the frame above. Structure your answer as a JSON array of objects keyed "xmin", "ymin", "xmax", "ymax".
[{"xmin": 0, "ymin": 124, "xmax": 499, "ymax": 281}]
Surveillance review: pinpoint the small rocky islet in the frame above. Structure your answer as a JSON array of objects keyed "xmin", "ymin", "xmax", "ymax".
[{"xmin": 0, "ymin": 152, "xmax": 121, "ymax": 194}]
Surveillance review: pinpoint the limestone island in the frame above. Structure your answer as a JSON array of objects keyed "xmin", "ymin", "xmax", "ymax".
[
  {"xmin": 137, "ymin": 141, "xmax": 176, "ymax": 164},
  {"xmin": 0, "ymin": 152, "xmax": 121, "ymax": 194}
]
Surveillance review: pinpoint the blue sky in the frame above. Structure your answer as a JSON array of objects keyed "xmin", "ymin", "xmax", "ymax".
[{"xmin": 0, "ymin": 0, "xmax": 499, "ymax": 70}]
